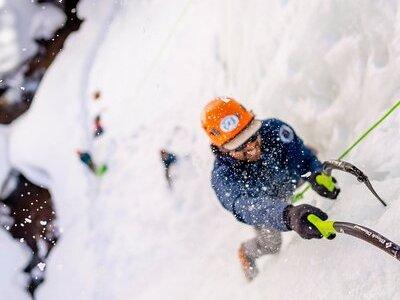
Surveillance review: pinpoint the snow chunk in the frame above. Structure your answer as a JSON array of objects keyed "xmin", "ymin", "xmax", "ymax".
[{"xmin": 37, "ymin": 262, "xmax": 46, "ymax": 272}]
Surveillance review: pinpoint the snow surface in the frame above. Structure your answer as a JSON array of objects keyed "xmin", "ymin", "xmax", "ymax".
[
  {"xmin": 0, "ymin": 0, "xmax": 64, "ymax": 75},
  {"xmin": 1, "ymin": 0, "xmax": 400, "ymax": 299}
]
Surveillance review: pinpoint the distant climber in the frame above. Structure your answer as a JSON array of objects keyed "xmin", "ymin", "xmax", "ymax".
[
  {"xmin": 94, "ymin": 115, "xmax": 104, "ymax": 137},
  {"xmin": 201, "ymin": 97, "xmax": 340, "ymax": 281},
  {"xmin": 77, "ymin": 150, "xmax": 108, "ymax": 176},
  {"xmin": 160, "ymin": 149, "xmax": 177, "ymax": 188},
  {"xmin": 93, "ymin": 90, "xmax": 101, "ymax": 101},
  {"xmin": 77, "ymin": 150, "xmax": 96, "ymax": 173}
]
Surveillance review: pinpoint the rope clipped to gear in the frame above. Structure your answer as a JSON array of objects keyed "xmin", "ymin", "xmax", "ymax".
[{"xmin": 292, "ymin": 100, "xmax": 400, "ymax": 203}]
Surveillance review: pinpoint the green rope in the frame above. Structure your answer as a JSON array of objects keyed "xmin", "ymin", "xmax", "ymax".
[
  {"xmin": 292, "ymin": 100, "xmax": 400, "ymax": 203},
  {"xmin": 338, "ymin": 100, "xmax": 400, "ymax": 159}
]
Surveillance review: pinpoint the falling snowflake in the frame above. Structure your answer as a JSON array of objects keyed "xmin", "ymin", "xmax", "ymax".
[{"xmin": 38, "ymin": 262, "xmax": 46, "ymax": 271}]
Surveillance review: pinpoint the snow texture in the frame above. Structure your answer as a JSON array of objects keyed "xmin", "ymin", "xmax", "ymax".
[{"xmin": 1, "ymin": 0, "xmax": 400, "ymax": 299}]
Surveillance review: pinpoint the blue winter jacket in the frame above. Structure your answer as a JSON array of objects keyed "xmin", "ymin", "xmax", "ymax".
[{"xmin": 211, "ymin": 119, "xmax": 323, "ymax": 231}]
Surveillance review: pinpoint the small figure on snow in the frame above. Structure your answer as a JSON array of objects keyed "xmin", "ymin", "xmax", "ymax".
[
  {"xmin": 160, "ymin": 149, "xmax": 177, "ymax": 188},
  {"xmin": 77, "ymin": 150, "xmax": 96, "ymax": 173},
  {"xmin": 201, "ymin": 97, "xmax": 340, "ymax": 281},
  {"xmin": 93, "ymin": 90, "xmax": 101, "ymax": 101},
  {"xmin": 77, "ymin": 150, "xmax": 108, "ymax": 176},
  {"xmin": 94, "ymin": 115, "xmax": 104, "ymax": 137}
]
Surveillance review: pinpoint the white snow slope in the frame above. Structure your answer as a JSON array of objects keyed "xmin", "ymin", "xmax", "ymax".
[{"xmin": 1, "ymin": 0, "xmax": 400, "ymax": 299}]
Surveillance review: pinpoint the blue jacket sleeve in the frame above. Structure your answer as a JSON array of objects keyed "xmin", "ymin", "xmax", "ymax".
[
  {"xmin": 274, "ymin": 119, "xmax": 323, "ymax": 175},
  {"xmin": 299, "ymin": 144, "xmax": 323, "ymax": 174},
  {"xmin": 211, "ymin": 163, "xmax": 290, "ymax": 231}
]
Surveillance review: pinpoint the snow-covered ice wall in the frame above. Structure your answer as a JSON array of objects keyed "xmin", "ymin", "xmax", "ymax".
[{"xmin": 2, "ymin": 0, "xmax": 400, "ymax": 298}]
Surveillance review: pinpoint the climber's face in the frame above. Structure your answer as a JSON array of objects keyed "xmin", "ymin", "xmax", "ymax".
[{"xmin": 226, "ymin": 133, "xmax": 262, "ymax": 162}]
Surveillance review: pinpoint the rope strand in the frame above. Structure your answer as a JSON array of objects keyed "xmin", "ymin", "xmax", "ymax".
[{"xmin": 292, "ymin": 100, "xmax": 400, "ymax": 203}]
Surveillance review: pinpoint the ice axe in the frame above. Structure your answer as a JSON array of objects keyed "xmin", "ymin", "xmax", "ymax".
[
  {"xmin": 293, "ymin": 100, "xmax": 400, "ymax": 203},
  {"xmin": 308, "ymin": 214, "xmax": 400, "ymax": 262},
  {"xmin": 322, "ymin": 159, "xmax": 387, "ymax": 207}
]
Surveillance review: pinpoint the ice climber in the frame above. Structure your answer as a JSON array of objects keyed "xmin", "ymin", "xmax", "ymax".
[
  {"xmin": 77, "ymin": 150, "xmax": 108, "ymax": 176},
  {"xmin": 201, "ymin": 97, "xmax": 340, "ymax": 281},
  {"xmin": 160, "ymin": 149, "xmax": 177, "ymax": 188}
]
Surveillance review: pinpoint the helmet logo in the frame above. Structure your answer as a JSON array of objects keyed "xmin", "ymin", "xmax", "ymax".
[
  {"xmin": 220, "ymin": 115, "xmax": 239, "ymax": 132},
  {"xmin": 279, "ymin": 125, "xmax": 294, "ymax": 143}
]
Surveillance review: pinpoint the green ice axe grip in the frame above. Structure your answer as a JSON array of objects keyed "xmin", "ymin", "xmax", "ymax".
[
  {"xmin": 315, "ymin": 174, "xmax": 335, "ymax": 192},
  {"xmin": 307, "ymin": 214, "xmax": 337, "ymax": 239}
]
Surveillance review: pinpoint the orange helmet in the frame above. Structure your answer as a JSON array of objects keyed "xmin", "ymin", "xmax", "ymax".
[{"xmin": 201, "ymin": 97, "xmax": 262, "ymax": 150}]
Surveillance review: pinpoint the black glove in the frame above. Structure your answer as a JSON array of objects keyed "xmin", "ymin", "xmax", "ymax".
[
  {"xmin": 307, "ymin": 172, "xmax": 340, "ymax": 199},
  {"xmin": 283, "ymin": 204, "xmax": 331, "ymax": 239}
]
